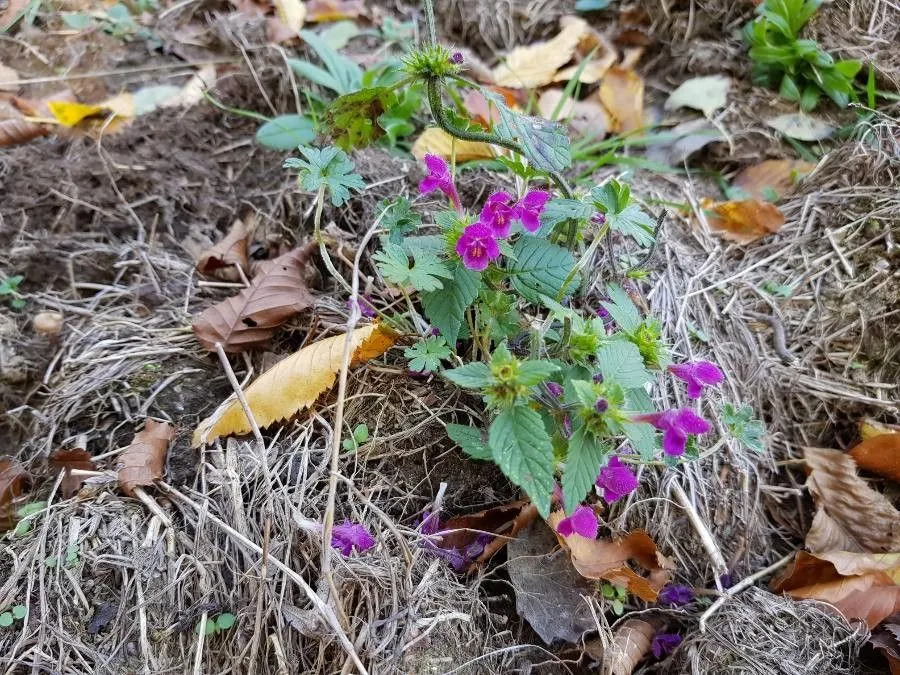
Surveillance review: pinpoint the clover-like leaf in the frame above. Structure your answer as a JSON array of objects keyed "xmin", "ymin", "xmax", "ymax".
[
  {"xmin": 283, "ymin": 145, "xmax": 365, "ymax": 206},
  {"xmin": 404, "ymin": 336, "xmax": 452, "ymax": 373},
  {"xmin": 373, "ymin": 242, "xmax": 452, "ymax": 292}
]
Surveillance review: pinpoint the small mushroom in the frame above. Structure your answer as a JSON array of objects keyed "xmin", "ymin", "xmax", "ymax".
[{"xmin": 32, "ymin": 311, "xmax": 64, "ymax": 337}]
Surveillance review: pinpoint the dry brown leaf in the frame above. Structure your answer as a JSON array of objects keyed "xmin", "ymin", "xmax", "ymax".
[
  {"xmin": 804, "ymin": 446, "xmax": 900, "ymax": 554},
  {"xmin": 704, "ymin": 199, "xmax": 785, "ymax": 244},
  {"xmin": 732, "ymin": 159, "xmax": 816, "ymax": 202},
  {"xmin": 0, "ymin": 64, "xmax": 19, "ymax": 91},
  {"xmin": 493, "ymin": 17, "xmax": 588, "ymax": 88},
  {"xmin": 196, "ymin": 219, "xmax": 250, "ymax": 279},
  {"xmin": 192, "ymin": 323, "xmax": 397, "ymax": 446},
  {"xmin": 411, "ymin": 127, "xmax": 494, "ymax": 163},
  {"xmin": 771, "ymin": 550, "xmax": 900, "ymax": 628},
  {"xmin": 849, "ymin": 434, "xmax": 900, "ymax": 483},
  {"xmin": 0, "ymin": 456, "xmax": 29, "ymax": 531},
  {"xmin": 599, "ymin": 66, "xmax": 644, "ymax": 134},
  {"xmin": 552, "ymin": 52, "xmax": 617, "ymax": 85},
  {"xmin": 192, "ymin": 243, "xmax": 317, "ymax": 352},
  {"xmin": 49, "ymin": 448, "xmax": 96, "ymax": 499},
  {"xmin": 537, "ymin": 89, "xmax": 610, "ymax": 139},
  {"xmin": 462, "ymin": 88, "xmax": 520, "ymax": 129},
  {"xmin": 0, "ymin": 90, "xmax": 74, "ymax": 147},
  {"xmin": 306, "ymin": 0, "xmax": 365, "ymax": 21},
  {"xmin": 605, "ymin": 618, "xmax": 663, "ymax": 675},
  {"xmin": 441, "ymin": 500, "xmax": 539, "ymax": 569},
  {"xmin": 117, "ymin": 420, "xmax": 175, "ymax": 497},
  {"xmin": 546, "ymin": 511, "xmax": 672, "ymax": 601},
  {"xmin": 871, "ymin": 616, "xmax": 900, "ymax": 675}
]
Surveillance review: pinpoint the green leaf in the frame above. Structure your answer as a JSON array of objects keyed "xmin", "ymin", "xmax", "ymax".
[
  {"xmin": 215, "ymin": 613, "xmax": 236, "ymax": 630},
  {"xmin": 60, "ymin": 11, "xmax": 94, "ymax": 29},
  {"xmin": 620, "ymin": 421, "xmax": 657, "ymax": 461},
  {"xmin": 421, "ymin": 265, "xmax": 480, "ymax": 345},
  {"xmin": 288, "ymin": 59, "xmax": 343, "ymax": 93},
  {"xmin": 380, "ymin": 197, "xmax": 422, "ymax": 244},
  {"xmin": 404, "ymin": 336, "xmax": 452, "ymax": 373},
  {"xmin": 562, "ymin": 425, "xmax": 608, "ymax": 513},
  {"xmin": 196, "ymin": 619, "xmax": 218, "ymax": 635},
  {"xmin": 537, "ymin": 198, "xmax": 593, "ymax": 237},
  {"xmin": 319, "ymin": 20, "xmax": 360, "ymax": 50},
  {"xmin": 489, "ymin": 407, "xmax": 555, "ymax": 517},
  {"xmin": 401, "ymin": 235, "xmax": 445, "ymax": 258},
  {"xmin": 518, "ymin": 360, "xmax": 560, "ymax": 387},
  {"xmin": 799, "ymin": 85, "xmax": 821, "ymax": 111},
  {"xmin": 443, "ymin": 362, "xmax": 491, "ymax": 389},
  {"xmin": 11, "ymin": 606, "xmax": 26, "ymax": 620},
  {"xmin": 256, "ymin": 115, "xmax": 316, "ymax": 151},
  {"xmin": 597, "ymin": 340, "xmax": 654, "ymax": 389},
  {"xmin": 353, "ymin": 424, "xmax": 369, "ymax": 443},
  {"xmin": 283, "ymin": 145, "xmax": 364, "ymax": 206},
  {"xmin": 326, "ymin": 87, "xmax": 398, "ymax": 150},
  {"xmin": 293, "ymin": 29, "xmax": 363, "ymax": 95},
  {"xmin": 485, "ymin": 92, "xmax": 571, "ymax": 172},
  {"xmin": 779, "ymin": 74, "xmax": 801, "ymax": 101},
  {"xmin": 601, "ymin": 284, "xmax": 642, "ymax": 334},
  {"xmin": 0, "ymin": 613, "xmax": 12, "ymax": 628},
  {"xmin": 722, "ymin": 403, "xmax": 766, "ymax": 454},
  {"xmin": 575, "ymin": 0, "xmax": 611, "ymax": 9},
  {"xmin": 611, "ymin": 599, "xmax": 624, "ymax": 615},
  {"xmin": 446, "ymin": 423, "xmax": 492, "ymax": 460},
  {"xmin": 373, "ymin": 242, "xmax": 451, "ymax": 292},
  {"xmin": 607, "ymin": 203, "xmax": 655, "ymax": 247},
  {"xmin": 508, "ymin": 236, "xmax": 577, "ymax": 304}
]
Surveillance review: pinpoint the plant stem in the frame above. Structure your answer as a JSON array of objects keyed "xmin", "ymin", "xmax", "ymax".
[
  {"xmin": 423, "ymin": 0, "xmax": 437, "ymax": 46},
  {"xmin": 312, "ymin": 186, "xmax": 352, "ymax": 294}
]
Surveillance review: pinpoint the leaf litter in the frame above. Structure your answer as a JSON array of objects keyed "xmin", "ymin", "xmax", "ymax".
[{"xmin": 117, "ymin": 420, "xmax": 175, "ymax": 497}]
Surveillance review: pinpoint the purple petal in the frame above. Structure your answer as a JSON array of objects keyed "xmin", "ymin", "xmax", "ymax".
[
  {"xmin": 693, "ymin": 361, "xmax": 724, "ymax": 385},
  {"xmin": 668, "ymin": 363, "xmax": 693, "ymax": 383},
  {"xmin": 520, "ymin": 189, "xmax": 551, "ymax": 211},
  {"xmin": 685, "ymin": 380, "xmax": 704, "ymax": 399},
  {"xmin": 420, "ymin": 510, "xmax": 441, "ymax": 535},
  {"xmin": 658, "ymin": 584, "xmax": 695, "ymax": 607},
  {"xmin": 596, "ymin": 457, "xmax": 639, "ymax": 503},
  {"xmin": 423, "ymin": 153, "xmax": 449, "ymax": 177},
  {"xmin": 331, "ymin": 521, "xmax": 375, "ymax": 556},
  {"xmin": 546, "ymin": 382, "xmax": 564, "ymax": 398},
  {"xmin": 418, "ymin": 176, "xmax": 440, "ymax": 194},
  {"xmin": 556, "ymin": 505, "xmax": 597, "ymax": 539},
  {"xmin": 651, "ymin": 633, "xmax": 682, "ymax": 659},
  {"xmin": 662, "ymin": 429, "xmax": 687, "ymax": 457},
  {"xmin": 673, "ymin": 409, "xmax": 711, "ymax": 435}
]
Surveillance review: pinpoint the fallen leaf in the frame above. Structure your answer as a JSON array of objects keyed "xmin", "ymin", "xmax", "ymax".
[
  {"xmin": 871, "ymin": 616, "xmax": 900, "ymax": 675},
  {"xmin": 192, "ymin": 323, "xmax": 397, "ymax": 446},
  {"xmin": 547, "ymin": 511, "xmax": 672, "ymax": 601},
  {"xmin": 0, "ymin": 457, "xmax": 29, "ymax": 530},
  {"xmin": 0, "ymin": 64, "xmax": 19, "ymax": 91},
  {"xmin": 192, "ymin": 243, "xmax": 317, "ymax": 352},
  {"xmin": 552, "ymin": 42, "xmax": 617, "ymax": 84},
  {"xmin": 849, "ymin": 434, "xmax": 900, "ymax": 483},
  {"xmin": 619, "ymin": 46, "xmax": 644, "ymax": 70},
  {"xmin": 306, "ymin": 0, "xmax": 365, "ymax": 21},
  {"xmin": 196, "ymin": 219, "xmax": 250, "ymax": 279},
  {"xmin": 49, "ymin": 448, "xmax": 97, "ymax": 499},
  {"xmin": 537, "ymin": 89, "xmax": 610, "ymax": 138},
  {"xmin": 605, "ymin": 618, "xmax": 662, "ymax": 675},
  {"xmin": 645, "ymin": 118, "xmax": 724, "ymax": 166},
  {"xmin": 411, "ymin": 127, "xmax": 495, "ymax": 163},
  {"xmin": 463, "ymin": 88, "xmax": 520, "ymax": 129},
  {"xmin": 664, "ymin": 75, "xmax": 731, "ymax": 117},
  {"xmin": 861, "ymin": 419, "xmax": 900, "ymax": 441},
  {"xmin": 47, "ymin": 100, "xmax": 114, "ymax": 127},
  {"xmin": 441, "ymin": 500, "xmax": 539, "ymax": 569},
  {"xmin": 731, "ymin": 159, "xmax": 816, "ymax": 201},
  {"xmin": 507, "ymin": 520, "xmax": 596, "ymax": 644},
  {"xmin": 767, "ymin": 113, "xmax": 833, "ymax": 141},
  {"xmin": 493, "ymin": 17, "xmax": 588, "ymax": 88},
  {"xmin": 803, "ymin": 446, "xmax": 900, "ymax": 553},
  {"xmin": 599, "ymin": 66, "xmax": 644, "ymax": 134},
  {"xmin": 117, "ymin": 420, "xmax": 175, "ymax": 497},
  {"xmin": 1, "ymin": 90, "xmax": 75, "ymax": 147},
  {"xmin": 274, "ymin": 0, "xmax": 306, "ymax": 32},
  {"xmin": 771, "ymin": 550, "xmax": 900, "ymax": 628},
  {"xmin": 705, "ymin": 199, "xmax": 785, "ymax": 244}
]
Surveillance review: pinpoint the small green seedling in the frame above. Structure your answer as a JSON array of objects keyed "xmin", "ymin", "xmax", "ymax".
[
  {"xmin": 11, "ymin": 501, "xmax": 48, "ymax": 537},
  {"xmin": 0, "ymin": 276, "xmax": 25, "ymax": 310},
  {"xmin": 195, "ymin": 612, "xmax": 236, "ymax": 636},
  {"xmin": 722, "ymin": 403, "xmax": 766, "ymax": 454},
  {"xmin": 46, "ymin": 545, "xmax": 81, "ymax": 569},
  {"xmin": 342, "ymin": 424, "xmax": 370, "ymax": 453},
  {"xmin": 600, "ymin": 582, "xmax": 629, "ymax": 615},
  {"xmin": 0, "ymin": 605, "xmax": 27, "ymax": 628}
]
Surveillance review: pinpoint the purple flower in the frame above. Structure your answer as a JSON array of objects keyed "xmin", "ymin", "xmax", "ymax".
[
  {"xmin": 668, "ymin": 361, "xmax": 724, "ymax": 399},
  {"xmin": 348, "ymin": 295, "xmax": 376, "ymax": 318},
  {"xmin": 450, "ymin": 51, "xmax": 464, "ymax": 64},
  {"xmin": 331, "ymin": 521, "xmax": 375, "ymax": 556},
  {"xmin": 651, "ymin": 632, "xmax": 682, "ymax": 658},
  {"xmin": 634, "ymin": 409, "xmax": 711, "ymax": 457},
  {"xmin": 595, "ymin": 457, "xmax": 638, "ymax": 503},
  {"xmin": 419, "ymin": 510, "xmax": 441, "ymax": 535},
  {"xmin": 424, "ymin": 532, "xmax": 492, "ymax": 571},
  {"xmin": 592, "ymin": 373, "xmax": 604, "ymax": 384},
  {"xmin": 594, "ymin": 398, "xmax": 609, "ymax": 413},
  {"xmin": 657, "ymin": 584, "xmax": 695, "ymax": 607},
  {"xmin": 591, "ymin": 212, "xmax": 607, "ymax": 226},
  {"xmin": 562, "ymin": 415, "xmax": 572, "ymax": 439},
  {"xmin": 479, "ymin": 191, "xmax": 517, "ymax": 238},
  {"xmin": 419, "ymin": 154, "xmax": 462, "ymax": 212},
  {"xmin": 513, "ymin": 190, "xmax": 551, "ymax": 233},
  {"xmin": 455, "ymin": 223, "xmax": 500, "ymax": 271},
  {"xmin": 546, "ymin": 382, "xmax": 564, "ymax": 398},
  {"xmin": 555, "ymin": 505, "xmax": 598, "ymax": 539}
]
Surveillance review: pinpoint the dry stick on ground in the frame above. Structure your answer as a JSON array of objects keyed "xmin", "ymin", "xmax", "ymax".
[
  {"xmin": 214, "ymin": 342, "xmax": 265, "ymax": 451},
  {"xmin": 670, "ymin": 480, "xmax": 728, "ymax": 590}
]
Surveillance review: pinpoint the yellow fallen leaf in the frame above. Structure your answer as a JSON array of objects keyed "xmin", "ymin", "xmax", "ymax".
[
  {"xmin": 274, "ymin": 0, "xmax": 306, "ymax": 32},
  {"xmin": 192, "ymin": 323, "xmax": 397, "ymax": 446},
  {"xmin": 552, "ymin": 56, "xmax": 616, "ymax": 85},
  {"xmin": 47, "ymin": 100, "xmax": 110, "ymax": 127},
  {"xmin": 493, "ymin": 17, "xmax": 588, "ymax": 88},
  {"xmin": 598, "ymin": 66, "xmax": 644, "ymax": 134},
  {"xmin": 411, "ymin": 127, "xmax": 495, "ymax": 163},
  {"xmin": 704, "ymin": 198, "xmax": 785, "ymax": 244}
]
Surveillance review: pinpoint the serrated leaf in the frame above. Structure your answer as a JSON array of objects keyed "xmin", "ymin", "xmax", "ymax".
[
  {"xmin": 404, "ymin": 336, "xmax": 451, "ymax": 373},
  {"xmin": 373, "ymin": 242, "xmax": 451, "ymax": 292},
  {"xmin": 597, "ymin": 340, "xmax": 653, "ymax": 388},
  {"xmin": 256, "ymin": 115, "xmax": 316, "ymax": 151},
  {"xmin": 284, "ymin": 145, "xmax": 364, "ymax": 206},
  {"xmin": 537, "ymin": 198, "xmax": 593, "ymax": 236},
  {"xmin": 518, "ymin": 360, "xmax": 560, "ymax": 386},
  {"xmin": 607, "ymin": 203, "xmax": 655, "ymax": 247},
  {"xmin": 443, "ymin": 362, "xmax": 491, "ymax": 389},
  {"xmin": 486, "ymin": 91, "xmax": 571, "ymax": 172},
  {"xmin": 380, "ymin": 197, "xmax": 422, "ymax": 244},
  {"xmin": 508, "ymin": 237, "xmax": 577, "ymax": 304},
  {"xmin": 489, "ymin": 407, "xmax": 555, "ymax": 517},
  {"xmin": 562, "ymin": 425, "xmax": 608, "ymax": 512},
  {"xmin": 601, "ymin": 284, "xmax": 642, "ymax": 334},
  {"xmin": 421, "ymin": 265, "xmax": 480, "ymax": 345},
  {"xmin": 446, "ymin": 423, "xmax": 492, "ymax": 460},
  {"xmin": 621, "ymin": 421, "xmax": 657, "ymax": 461},
  {"xmin": 326, "ymin": 87, "xmax": 397, "ymax": 150}
]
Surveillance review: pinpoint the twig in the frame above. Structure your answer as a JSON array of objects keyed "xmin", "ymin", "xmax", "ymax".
[
  {"xmin": 699, "ymin": 553, "xmax": 794, "ymax": 633},
  {"xmin": 670, "ymin": 480, "xmax": 728, "ymax": 589},
  {"xmin": 214, "ymin": 342, "xmax": 265, "ymax": 451}
]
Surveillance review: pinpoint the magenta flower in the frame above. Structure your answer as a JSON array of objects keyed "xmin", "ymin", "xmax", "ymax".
[
  {"xmin": 513, "ymin": 190, "xmax": 551, "ymax": 233},
  {"xmin": 657, "ymin": 584, "xmax": 695, "ymax": 607},
  {"xmin": 331, "ymin": 521, "xmax": 376, "ymax": 556},
  {"xmin": 546, "ymin": 382, "xmax": 564, "ymax": 398},
  {"xmin": 419, "ymin": 154, "xmax": 462, "ymax": 212},
  {"xmin": 479, "ymin": 191, "xmax": 517, "ymax": 238},
  {"xmin": 347, "ymin": 295, "xmax": 376, "ymax": 318},
  {"xmin": 668, "ymin": 361, "xmax": 724, "ymax": 399},
  {"xmin": 595, "ymin": 457, "xmax": 638, "ymax": 503},
  {"xmin": 455, "ymin": 223, "xmax": 500, "ymax": 271},
  {"xmin": 634, "ymin": 409, "xmax": 711, "ymax": 457},
  {"xmin": 419, "ymin": 510, "xmax": 441, "ymax": 535},
  {"xmin": 651, "ymin": 632, "xmax": 682, "ymax": 658},
  {"xmin": 555, "ymin": 505, "xmax": 598, "ymax": 539}
]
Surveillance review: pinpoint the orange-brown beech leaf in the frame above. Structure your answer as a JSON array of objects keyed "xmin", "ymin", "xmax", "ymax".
[
  {"xmin": 731, "ymin": 159, "xmax": 816, "ymax": 202},
  {"xmin": 546, "ymin": 511, "xmax": 673, "ymax": 601},
  {"xmin": 306, "ymin": 0, "xmax": 365, "ymax": 21},
  {"xmin": 0, "ymin": 457, "xmax": 29, "ymax": 531},
  {"xmin": 196, "ymin": 219, "xmax": 250, "ymax": 279},
  {"xmin": 771, "ymin": 550, "xmax": 900, "ymax": 629},
  {"xmin": 803, "ymin": 446, "xmax": 900, "ymax": 554},
  {"xmin": 704, "ymin": 199, "xmax": 785, "ymax": 244},
  {"xmin": 192, "ymin": 323, "xmax": 397, "ymax": 446},
  {"xmin": 605, "ymin": 617, "xmax": 663, "ymax": 675},
  {"xmin": 849, "ymin": 434, "xmax": 900, "ymax": 483},
  {"xmin": 117, "ymin": 420, "xmax": 175, "ymax": 497},
  {"xmin": 598, "ymin": 66, "xmax": 644, "ymax": 134},
  {"xmin": 49, "ymin": 448, "xmax": 97, "ymax": 499},
  {"xmin": 192, "ymin": 243, "xmax": 316, "ymax": 352},
  {"xmin": 441, "ymin": 500, "xmax": 539, "ymax": 569}
]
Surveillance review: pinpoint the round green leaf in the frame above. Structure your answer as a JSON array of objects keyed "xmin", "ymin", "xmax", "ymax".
[
  {"xmin": 0, "ymin": 613, "xmax": 12, "ymax": 627},
  {"xmin": 215, "ymin": 613, "xmax": 236, "ymax": 630},
  {"xmin": 195, "ymin": 618, "xmax": 217, "ymax": 635},
  {"xmin": 256, "ymin": 115, "xmax": 316, "ymax": 151},
  {"xmin": 11, "ymin": 605, "xmax": 26, "ymax": 620}
]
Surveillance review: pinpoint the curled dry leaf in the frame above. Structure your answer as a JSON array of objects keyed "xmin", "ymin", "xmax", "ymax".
[
  {"xmin": 192, "ymin": 323, "xmax": 397, "ymax": 446},
  {"xmin": 546, "ymin": 511, "xmax": 673, "ymax": 601},
  {"xmin": 196, "ymin": 219, "xmax": 250, "ymax": 278},
  {"xmin": 870, "ymin": 616, "xmax": 900, "ymax": 675},
  {"xmin": 704, "ymin": 199, "xmax": 785, "ymax": 244},
  {"xmin": 537, "ymin": 89, "xmax": 610, "ymax": 138},
  {"xmin": 493, "ymin": 17, "xmax": 588, "ymax": 88},
  {"xmin": 117, "ymin": 420, "xmax": 175, "ymax": 497},
  {"xmin": 49, "ymin": 448, "xmax": 97, "ymax": 499},
  {"xmin": 442, "ymin": 500, "xmax": 539, "ymax": 570},
  {"xmin": 411, "ymin": 127, "xmax": 494, "ymax": 163},
  {"xmin": 849, "ymin": 432, "xmax": 900, "ymax": 483},
  {"xmin": 645, "ymin": 118, "xmax": 724, "ymax": 167},
  {"xmin": 604, "ymin": 618, "xmax": 663, "ymax": 675},
  {"xmin": 0, "ymin": 456, "xmax": 29, "ymax": 531},
  {"xmin": 599, "ymin": 66, "xmax": 644, "ymax": 134},
  {"xmin": 552, "ymin": 35, "xmax": 617, "ymax": 85},
  {"xmin": 731, "ymin": 159, "xmax": 816, "ymax": 202},
  {"xmin": 803, "ymin": 446, "xmax": 900, "ymax": 554},
  {"xmin": 192, "ymin": 243, "xmax": 317, "ymax": 352}
]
